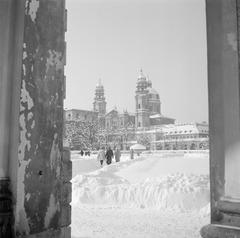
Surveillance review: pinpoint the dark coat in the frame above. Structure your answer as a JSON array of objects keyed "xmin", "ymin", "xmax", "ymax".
[{"xmin": 106, "ymin": 149, "xmax": 113, "ymax": 164}]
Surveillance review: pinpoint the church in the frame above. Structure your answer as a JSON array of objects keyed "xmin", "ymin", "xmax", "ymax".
[
  {"xmin": 65, "ymin": 69, "xmax": 175, "ymax": 129},
  {"xmin": 65, "ymin": 70, "xmax": 208, "ymax": 150}
]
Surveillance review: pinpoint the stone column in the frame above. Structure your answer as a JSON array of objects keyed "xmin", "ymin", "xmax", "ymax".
[
  {"xmin": 201, "ymin": 0, "xmax": 240, "ymax": 237},
  {"xmin": 0, "ymin": 4, "xmax": 13, "ymax": 233},
  {"xmin": 0, "ymin": 0, "xmax": 25, "ymax": 236},
  {"xmin": 0, "ymin": 1, "xmax": 11, "ymax": 179},
  {"xmin": 12, "ymin": 0, "xmax": 69, "ymax": 237}
]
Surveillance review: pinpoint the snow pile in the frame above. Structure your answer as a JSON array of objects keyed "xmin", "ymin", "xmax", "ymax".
[{"xmin": 72, "ymin": 154, "xmax": 209, "ymax": 212}]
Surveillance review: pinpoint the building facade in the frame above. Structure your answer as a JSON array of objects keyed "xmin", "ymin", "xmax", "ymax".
[
  {"xmin": 135, "ymin": 69, "xmax": 175, "ymax": 128},
  {"xmin": 151, "ymin": 122, "xmax": 209, "ymax": 150},
  {"xmin": 65, "ymin": 70, "xmax": 208, "ymax": 150},
  {"xmin": 65, "ymin": 109, "xmax": 98, "ymax": 122}
]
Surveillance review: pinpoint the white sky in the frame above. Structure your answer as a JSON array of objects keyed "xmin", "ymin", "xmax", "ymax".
[{"xmin": 65, "ymin": 0, "xmax": 208, "ymax": 123}]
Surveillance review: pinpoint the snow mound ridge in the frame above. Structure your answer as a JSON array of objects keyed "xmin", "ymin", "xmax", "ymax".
[{"xmin": 72, "ymin": 172, "xmax": 209, "ymax": 211}]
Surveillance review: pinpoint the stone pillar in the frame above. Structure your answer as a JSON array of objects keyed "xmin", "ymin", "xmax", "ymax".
[
  {"xmin": 0, "ymin": 0, "xmax": 25, "ymax": 236},
  {"xmin": 12, "ymin": 0, "xmax": 69, "ymax": 237},
  {"xmin": 0, "ymin": 0, "xmax": 13, "ymax": 233},
  {"xmin": 0, "ymin": 1, "xmax": 11, "ymax": 179},
  {"xmin": 60, "ymin": 149, "xmax": 72, "ymax": 232},
  {"xmin": 201, "ymin": 0, "xmax": 240, "ymax": 237},
  {"xmin": 0, "ymin": 1, "xmax": 69, "ymax": 237}
]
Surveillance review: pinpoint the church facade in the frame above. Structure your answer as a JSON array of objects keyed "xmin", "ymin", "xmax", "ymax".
[
  {"xmin": 65, "ymin": 70, "xmax": 208, "ymax": 150},
  {"xmin": 65, "ymin": 69, "xmax": 175, "ymax": 129}
]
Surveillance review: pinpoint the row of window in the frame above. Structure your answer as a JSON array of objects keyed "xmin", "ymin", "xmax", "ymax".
[
  {"xmin": 163, "ymin": 134, "xmax": 208, "ymax": 140},
  {"xmin": 165, "ymin": 130, "xmax": 208, "ymax": 135},
  {"xmin": 67, "ymin": 113, "xmax": 94, "ymax": 121}
]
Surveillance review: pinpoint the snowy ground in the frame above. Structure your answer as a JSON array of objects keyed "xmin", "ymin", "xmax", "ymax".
[{"xmin": 71, "ymin": 151, "xmax": 210, "ymax": 238}]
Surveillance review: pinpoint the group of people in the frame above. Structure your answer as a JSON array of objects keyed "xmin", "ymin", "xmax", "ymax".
[
  {"xmin": 97, "ymin": 146, "xmax": 121, "ymax": 167},
  {"xmin": 79, "ymin": 150, "xmax": 91, "ymax": 156}
]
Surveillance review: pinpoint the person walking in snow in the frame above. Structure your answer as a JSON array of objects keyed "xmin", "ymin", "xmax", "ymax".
[
  {"xmin": 106, "ymin": 146, "xmax": 113, "ymax": 165},
  {"xmin": 114, "ymin": 147, "xmax": 121, "ymax": 162},
  {"xmin": 130, "ymin": 148, "xmax": 134, "ymax": 160},
  {"xmin": 97, "ymin": 147, "xmax": 106, "ymax": 167}
]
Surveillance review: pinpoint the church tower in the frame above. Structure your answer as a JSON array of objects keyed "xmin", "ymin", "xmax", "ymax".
[
  {"xmin": 135, "ymin": 69, "xmax": 150, "ymax": 128},
  {"xmin": 135, "ymin": 70, "xmax": 161, "ymax": 128},
  {"xmin": 93, "ymin": 79, "xmax": 107, "ymax": 116}
]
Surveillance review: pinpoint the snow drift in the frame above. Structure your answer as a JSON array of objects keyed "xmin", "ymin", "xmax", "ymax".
[{"xmin": 72, "ymin": 153, "xmax": 210, "ymax": 212}]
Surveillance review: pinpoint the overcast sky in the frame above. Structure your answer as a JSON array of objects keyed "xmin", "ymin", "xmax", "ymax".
[{"xmin": 65, "ymin": 0, "xmax": 208, "ymax": 123}]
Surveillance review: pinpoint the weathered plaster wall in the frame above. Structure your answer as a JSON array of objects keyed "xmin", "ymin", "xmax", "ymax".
[{"xmin": 15, "ymin": 0, "xmax": 70, "ymax": 237}]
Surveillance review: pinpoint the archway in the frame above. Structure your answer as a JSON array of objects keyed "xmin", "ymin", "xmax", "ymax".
[
  {"xmin": 1, "ymin": 0, "xmax": 240, "ymax": 238},
  {"xmin": 66, "ymin": 0, "xmax": 209, "ymax": 237}
]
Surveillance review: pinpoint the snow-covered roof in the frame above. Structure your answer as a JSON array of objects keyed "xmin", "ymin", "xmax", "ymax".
[
  {"xmin": 150, "ymin": 114, "xmax": 162, "ymax": 119},
  {"xmin": 162, "ymin": 123, "xmax": 208, "ymax": 135},
  {"xmin": 149, "ymin": 114, "xmax": 175, "ymax": 121}
]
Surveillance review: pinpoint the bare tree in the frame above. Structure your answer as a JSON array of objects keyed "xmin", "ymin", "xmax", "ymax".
[
  {"xmin": 137, "ymin": 133, "xmax": 151, "ymax": 150},
  {"xmin": 64, "ymin": 121, "xmax": 99, "ymax": 150}
]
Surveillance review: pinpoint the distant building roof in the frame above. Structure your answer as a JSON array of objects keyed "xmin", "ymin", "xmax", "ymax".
[
  {"xmin": 149, "ymin": 114, "xmax": 174, "ymax": 120},
  {"xmin": 65, "ymin": 109, "xmax": 96, "ymax": 114},
  {"xmin": 162, "ymin": 123, "xmax": 209, "ymax": 135}
]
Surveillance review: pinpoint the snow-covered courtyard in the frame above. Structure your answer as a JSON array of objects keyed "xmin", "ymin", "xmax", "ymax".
[{"xmin": 71, "ymin": 151, "xmax": 210, "ymax": 238}]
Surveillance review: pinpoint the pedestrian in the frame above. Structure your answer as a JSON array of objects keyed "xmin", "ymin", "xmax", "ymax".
[
  {"xmin": 80, "ymin": 150, "xmax": 84, "ymax": 156},
  {"xmin": 130, "ymin": 148, "xmax": 134, "ymax": 160},
  {"xmin": 115, "ymin": 147, "xmax": 121, "ymax": 162},
  {"xmin": 106, "ymin": 146, "xmax": 113, "ymax": 165},
  {"xmin": 97, "ymin": 147, "xmax": 105, "ymax": 167}
]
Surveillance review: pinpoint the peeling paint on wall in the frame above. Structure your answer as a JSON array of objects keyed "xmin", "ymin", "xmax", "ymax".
[
  {"xmin": 25, "ymin": 0, "xmax": 39, "ymax": 23},
  {"xmin": 227, "ymin": 33, "xmax": 237, "ymax": 51},
  {"xmin": 46, "ymin": 50, "xmax": 64, "ymax": 73},
  {"xmin": 25, "ymin": 193, "xmax": 31, "ymax": 201},
  {"xmin": 16, "ymin": 77, "xmax": 34, "ymax": 234},
  {"xmin": 44, "ymin": 194, "xmax": 60, "ymax": 228},
  {"xmin": 16, "ymin": 0, "xmax": 66, "ymax": 236},
  {"xmin": 50, "ymin": 133, "xmax": 61, "ymax": 178}
]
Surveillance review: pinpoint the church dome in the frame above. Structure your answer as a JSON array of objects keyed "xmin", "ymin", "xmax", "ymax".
[
  {"xmin": 136, "ymin": 69, "xmax": 149, "ymax": 92},
  {"xmin": 147, "ymin": 87, "xmax": 160, "ymax": 100},
  {"xmin": 137, "ymin": 69, "xmax": 147, "ymax": 81},
  {"xmin": 96, "ymin": 79, "xmax": 104, "ymax": 91},
  {"xmin": 148, "ymin": 87, "xmax": 158, "ymax": 95},
  {"xmin": 147, "ymin": 79, "xmax": 152, "ymax": 88}
]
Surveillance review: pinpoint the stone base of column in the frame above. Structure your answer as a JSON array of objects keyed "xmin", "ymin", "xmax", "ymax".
[
  {"xmin": 0, "ymin": 178, "xmax": 12, "ymax": 237},
  {"xmin": 201, "ymin": 224, "xmax": 240, "ymax": 238},
  {"xmin": 20, "ymin": 227, "xmax": 71, "ymax": 238}
]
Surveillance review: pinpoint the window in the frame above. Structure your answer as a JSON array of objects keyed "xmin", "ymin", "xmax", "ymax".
[
  {"xmin": 138, "ymin": 104, "xmax": 141, "ymax": 109},
  {"xmin": 138, "ymin": 122, "xmax": 141, "ymax": 127}
]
